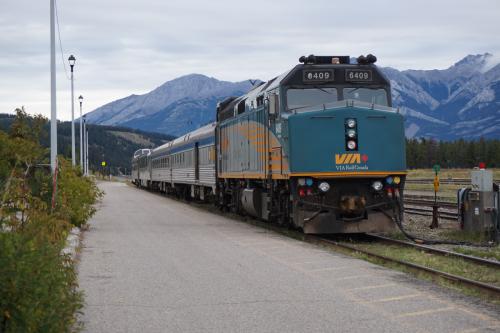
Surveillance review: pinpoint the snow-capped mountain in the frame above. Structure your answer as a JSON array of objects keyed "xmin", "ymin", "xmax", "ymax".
[
  {"xmin": 86, "ymin": 54, "xmax": 500, "ymax": 139},
  {"xmin": 385, "ymin": 53, "xmax": 500, "ymax": 139}
]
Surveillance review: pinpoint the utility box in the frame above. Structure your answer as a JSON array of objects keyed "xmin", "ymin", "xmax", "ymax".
[
  {"xmin": 471, "ymin": 169, "xmax": 493, "ymax": 191},
  {"xmin": 459, "ymin": 169, "xmax": 496, "ymax": 233}
]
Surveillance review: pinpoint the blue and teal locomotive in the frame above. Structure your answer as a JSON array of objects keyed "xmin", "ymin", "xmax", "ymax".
[{"xmin": 132, "ymin": 54, "xmax": 407, "ymax": 234}]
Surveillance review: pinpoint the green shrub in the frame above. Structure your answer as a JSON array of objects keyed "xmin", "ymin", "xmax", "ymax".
[
  {"xmin": 0, "ymin": 108, "xmax": 103, "ymax": 332},
  {"xmin": 0, "ymin": 226, "xmax": 83, "ymax": 333},
  {"xmin": 54, "ymin": 159, "xmax": 103, "ymax": 227}
]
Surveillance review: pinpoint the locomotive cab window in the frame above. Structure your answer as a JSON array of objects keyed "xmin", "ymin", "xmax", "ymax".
[
  {"xmin": 342, "ymin": 88, "xmax": 388, "ymax": 106},
  {"xmin": 286, "ymin": 88, "xmax": 338, "ymax": 111}
]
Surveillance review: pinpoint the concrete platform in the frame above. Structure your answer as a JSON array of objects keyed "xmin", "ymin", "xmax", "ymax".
[{"xmin": 78, "ymin": 182, "xmax": 500, "ymax": 332}]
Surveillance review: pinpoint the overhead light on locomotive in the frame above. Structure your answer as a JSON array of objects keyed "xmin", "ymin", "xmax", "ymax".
[
  {"xmin": 372, "ymin": 181, "xmax": 383, "ymax": 191},
  {"xmin": 318, "ymin": 182, "xmax": 330, "ymax": 193},
  {"xmin": 366, "ymin": 54, "xmax": 377, "ymax": 64},
  {"xmin": 331, "ymin": 57, "xmax": 340, "ymax": 64},
  {"xmin": 347, "ymin": 140, "xmax": 357, "ymax": 150},
  {"xmin": 346, "ymin": 119, "xmax": 356, "ymax": 128},
  {"xmin": 347, "ymin": 129, "xmax": 356, "ymax": 138},
  {"xmin": 357, "ymin": 55, "xmax": 368, "ymax": 65}
]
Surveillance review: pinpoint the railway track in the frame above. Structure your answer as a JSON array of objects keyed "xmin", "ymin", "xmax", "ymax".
[
  {"xmin": 311, "ymin": 235, "xmax": 500, "ymax": 298},
  {"xmin": 403, "ymin": 197, "xmax": 459, "ymax": 220},
  {"xmin": 367, "ymin": 234, "xmax": 500, "ymax": 268}
]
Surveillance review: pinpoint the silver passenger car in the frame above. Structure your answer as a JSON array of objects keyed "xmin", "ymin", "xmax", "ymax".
[{"xmin": 149, "ymin": 123, "xmax": 216, "ymax": 199}]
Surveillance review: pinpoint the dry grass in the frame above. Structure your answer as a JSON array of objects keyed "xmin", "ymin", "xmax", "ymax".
[{"xmin": 407, "ymin": 168, "xmax": 500, "ymax": 179}]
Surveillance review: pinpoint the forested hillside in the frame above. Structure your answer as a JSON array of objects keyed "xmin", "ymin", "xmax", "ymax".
[
  {"xmin": 406, "ymin": 138, "xmax": 500, "ymax": 169},
  {"xmin": 0, "ymin": 113, "xmax": 174, "ymax": 175}
]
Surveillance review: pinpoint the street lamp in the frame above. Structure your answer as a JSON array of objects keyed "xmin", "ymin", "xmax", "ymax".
[
  {"xmin": 79, "ymin": 95, "xmax": 84, "ymax": 172},
  {"xmin": 68, "ymin": 55, "xmax": 76, "ymax": 166},
  {"xmin": 86, "ymin": 128, "xmax": 89, "ymax": 176}
]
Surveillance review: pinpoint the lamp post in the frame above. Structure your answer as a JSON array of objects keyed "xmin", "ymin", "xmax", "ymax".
[
  {"xmin": 86, "ymin": 128, "xmax": 89, "ymax": 176},
  {"xmin": 50, "ymin": 0, "xmax": 57, "ymax": 175},
  {"xmin": 68, "ymin": 55, "xmax": 76, "ymax": 166},
  {"xmin": 83, "ymin": 115, "xmax": 87, "ymax": 175},
  {"xmin": 79, "ymin": 95, "xmax": 83, "ymax": 172}
]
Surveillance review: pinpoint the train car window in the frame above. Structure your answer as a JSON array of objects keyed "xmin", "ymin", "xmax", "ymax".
[
  {"xmin": 256, "ymin": 95, "xmax": 264, "ymax": 107},
  {"xmin": 286, "ymin": 88, "xmax": 338, "ymax": 111},
  {"xmin": 342, "ymin": 88, "xmax": 388, "ymax": 106},
  {"xmin": 237, "ymin": 99, "xmax": 246, "ymax": 114}
]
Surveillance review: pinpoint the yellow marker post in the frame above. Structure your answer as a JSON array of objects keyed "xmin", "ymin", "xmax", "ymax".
[
  {"xmin": 433, "ymin": 175, "xmax": 440, "ymax": 192},
  {"xmin": 430, "ymin": 164, "xmax": 440, "ymax": 229}
]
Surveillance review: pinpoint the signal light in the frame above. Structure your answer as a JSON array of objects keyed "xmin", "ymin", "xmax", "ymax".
[
  {"xmin": 306, "ymin": 178, "xmax": 313, "ymax": 186},
  {"xmin": 306, "ymin": 188, "xmax": 313, "ymax": 196},
  {"xmin": 386, "ymin": 176, "xmax": 393, "ymax": 185},
  {"xmin": 346, "ymin": 119, "xmax": 356, "ymax": 128},
  {"xmin": 479, "ymin": 162, "xmax": 486, "ymax": 169},
  {"xmin": 393, "ymin": 176, "xmax": 401, "ymax": 185},
  {"xmin": 299, "ymin": 188, "xmax": 306, "ymax": 197},
  {"xmin": 347, "ymin": 140, "xmax": 357, "ymax": 150}
]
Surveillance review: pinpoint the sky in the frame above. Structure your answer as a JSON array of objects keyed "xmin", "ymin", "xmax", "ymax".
[{"xmin": 0, "ymin": 0, "xmax": 499, "ymax": 120}]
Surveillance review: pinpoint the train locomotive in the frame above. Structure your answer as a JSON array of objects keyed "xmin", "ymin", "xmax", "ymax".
[{"xmin": 132, "ymin": 54, "xmax": 407, "ymax": 234}]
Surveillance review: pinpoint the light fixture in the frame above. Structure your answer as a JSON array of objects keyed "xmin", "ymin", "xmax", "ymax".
[
  {"xmin": 318, "ymin": 182, "xmax": 330, "ymax": 193},
  {"xmin": 347, "ymin": 140, "xmax": 357, "ymax": 150},
  {"xmin": 372, "ymin": 181, "xmax": 383, "ymax": 191},
  {"xmin": 68, "ymin": 55, "xmax": 76, "ymax": 68},
  {"xmin": 346, "ymin": 119, "xmax": 356, "ymax": 128}
]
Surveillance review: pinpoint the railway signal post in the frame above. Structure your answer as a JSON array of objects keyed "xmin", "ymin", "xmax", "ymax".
[{"xmin": 430, "ymin": 164, "xmax": 440, "ymax": 228}]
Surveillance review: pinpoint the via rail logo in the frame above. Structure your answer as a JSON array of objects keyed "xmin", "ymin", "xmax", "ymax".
[{"xmin": 334, "ymin": 153, "xmax": 369, "ymax": 171}]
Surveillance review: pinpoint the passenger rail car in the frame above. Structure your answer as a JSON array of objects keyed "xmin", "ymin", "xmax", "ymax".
[
  {"xmin": 132, "ymin": 54, "xmax": 407, "ymax": 234},
  {"xmin": 133, "ymin": 124, "xmax": 216, "ymax": 200}
]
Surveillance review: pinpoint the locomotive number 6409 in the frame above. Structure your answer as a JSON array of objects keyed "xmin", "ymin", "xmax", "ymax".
[
  {"xmin": 345, "ymin": 69, "xmax": 373, "ymax": 82},
  {"xmin": 303, "ymin": 70, "xmax": 334, "ymax": 83}
]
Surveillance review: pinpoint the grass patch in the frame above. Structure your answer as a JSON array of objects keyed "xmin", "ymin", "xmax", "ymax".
[
  {"xmin": 347, "ymin": 242, "xmax": 500, "ymax": 286},
  {"xmin": 453, "ymin": 246, "xmax": 500, "ymax": 261},
  {"xmin": 407, "ymin": 168, "xmax": 500, "ymax": 179}
]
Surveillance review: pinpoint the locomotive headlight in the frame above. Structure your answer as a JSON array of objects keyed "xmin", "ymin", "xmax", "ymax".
[
  {"xmin": 347, "ymin": 140, "xmax": 357, "ymax": 150},
  {"xmin": 372, "ymin": 180, "xmax": 383, "ymax": 191},
  {"xmin": 347, "ymin": 129, "xmax": 356, "ymax": 138},
  {"xmin": 346, "ymin": 119, "xmax": 356, "ymax": 128},
  {"xmin": 318, "ymin": 182, "xmax": 330, "ymax": 193}
]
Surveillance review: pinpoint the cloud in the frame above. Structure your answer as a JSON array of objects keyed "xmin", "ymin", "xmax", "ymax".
[{"xmin": 0, "ymin": 0, "xmax": 499, "ymax": 120}]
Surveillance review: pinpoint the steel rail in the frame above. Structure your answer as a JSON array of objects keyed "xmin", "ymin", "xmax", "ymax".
[
  {"xmin": 366, "ymin": 234, "xmax": 500, "ymax": 269},
  {"xmin": 312, "ymin": 236, "xmax": 500, "ymax": 297}
]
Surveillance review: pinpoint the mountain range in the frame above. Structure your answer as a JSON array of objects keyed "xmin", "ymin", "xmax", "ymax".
[{"xmin": 86, "ymin": 53, "xmax": 500, "ymax": 140}]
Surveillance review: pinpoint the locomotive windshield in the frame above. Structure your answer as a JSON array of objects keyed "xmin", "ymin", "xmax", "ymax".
[
  {"xmin": 286, "ymin": 87, "xmax": 389, "ymax": 111},
  {"xmin": 286, "ymin": 88, "xmax": 338, "ymax": 111},
  {"xmin": 343, "ymin": 87, "xmax": 388, "ymax": 106}
]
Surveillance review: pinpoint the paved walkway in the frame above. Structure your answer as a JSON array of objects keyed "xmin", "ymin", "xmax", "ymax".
[{"xmin": 79, "ymin": 182, "xmax": 500, "ymax": 332}]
